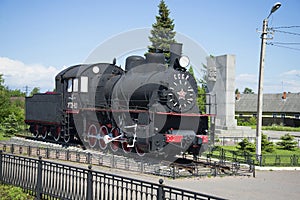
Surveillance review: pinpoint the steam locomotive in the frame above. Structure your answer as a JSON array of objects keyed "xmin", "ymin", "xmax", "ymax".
[{"xmin": 25, "ymin": 43, "xmax": 209, "ymax": 157}]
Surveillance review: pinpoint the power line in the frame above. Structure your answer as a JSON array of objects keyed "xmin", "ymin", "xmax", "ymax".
[
  {"xmin": 273, "ymin": 29, "xmax": 300, "ymax": 36},
  {"xmin": 267, "ymin": 43, "xmax": 300, "ymax": 51},
  {"xmin": 271, "ymin": 42, "xmax": 300, "ymax": 45},
  {"xmin": 272, "ymin": 25, "xmax": 300, "ymax": 29}
]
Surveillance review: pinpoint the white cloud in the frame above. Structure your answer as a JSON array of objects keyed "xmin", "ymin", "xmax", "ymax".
[
  {"xmin": 236, "ymin": 71, "xmax": 300, "ymax": 93},
  {"xmin": 236, "ymin": 73, "xmax": 258, "ymax": 92},
  {"xmin": 0, "ymin": 57, "xmax": 61, "ymax": 93},
  {"xmin": 279, "ymin": 69, "xmax": 300, "ymax": 93},
  {"xmin": 280, "ymin": 69, "xmax": 300, "ymax": 77},
  {"xmin": 236, "ymin": 73, "xmax": 257, "ymax": 84}
]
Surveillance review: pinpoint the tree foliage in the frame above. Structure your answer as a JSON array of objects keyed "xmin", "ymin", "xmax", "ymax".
[
  {"xmin": 237, "ymin": 134, "xmax": 275, "ymax": 154},
  {"xmin": 0, "ymin": 74, "xmax": 26, "ymax": 136},
  {"xmin": 237, "ymin": 138, "xmax": 256, "ymax": 153},
  {"xmin": 0, "ymin": 113, "xmax": 19, "ymax": 137},
  {"xmin": 261, "ymin": 133, "xmax": 275, "ymax": 153},
  {"xmin": 30, "ymin": 87, "xmax": 40, "ymax": 96},
  {"xmin": 148, "ymin": 0, "xmax": 176, "ymax": 60},
  {"xmin": 188, "ymin": 67, "xmax": 206, "ymax": 112},
  {"xmin": 0, "ymin": 184, "xmax": 34, "ymax": 200},
  {"xmin": 243, "ymin": 87, "xmax": 254, "ymax": 94},
  {"xmin": 237, "ymin": 116, "xmax": 257, "ymax": 126},
  {"xmin": 277, "ymin": 133, "xmax": 298, "ymax": 151}
]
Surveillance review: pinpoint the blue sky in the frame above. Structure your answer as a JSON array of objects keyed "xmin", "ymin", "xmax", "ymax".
[{"xmin": 0, "ymin": 0, "xmax": 299, "ymax": 93}]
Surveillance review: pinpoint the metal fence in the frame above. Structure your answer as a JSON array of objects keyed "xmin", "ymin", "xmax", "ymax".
[
  {"xmin": 0, "ymin": 151, "xmax": 225, "ymax": 200},
  {"xmin": 0, "ymin": 141, "xmax": 254, "ymax": 179},
  {"xmin": 215, "ymin": 136, "xmax": 300, "ymax": 148},
  {"xmin": 207, "ymin": 147, "xmax": 300, "ymax": 167}
]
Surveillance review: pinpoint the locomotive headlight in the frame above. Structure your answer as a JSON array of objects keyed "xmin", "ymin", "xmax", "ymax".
[{"xmin": 179, "ymin": 55, "xmax": 190, "ymax": 68}]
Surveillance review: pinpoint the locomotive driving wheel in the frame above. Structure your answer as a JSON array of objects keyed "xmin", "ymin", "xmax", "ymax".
[
  {"xmin": 32, "ymin": 124, "xmax": 39, "ymax": 138},
  {"xmin": 52, "ymin": 126, "xmax": 61, "ymax": 142},
  {"xmin": 110, "ymin": 127, "xmax": 120, "ymax": 152},
  {"xmin": 99, "ymin": 125, "xmax": 109, "ymax": 150},
  {"xmin": 63, "ymin": 132, "xmax": 71, "ymax": 143},
  {"xmin": 41, "ymin": 126, "xmax": 48, "ymax": 140},
  {"xmin": 135, "ymin": 143, "xmax": 146, "ymax": 157},
  {"xmin": 122, "ymin": 137, "xmax": 132, "ymax": 154},
  {"xmin": 87, "ymin": 124, "xmax": 98, "ymax": 148}
]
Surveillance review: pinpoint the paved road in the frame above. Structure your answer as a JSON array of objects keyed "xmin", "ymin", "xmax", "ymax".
[{"xmin": 165, "ymin": 170, "xmax": 300, "ymax": 200}]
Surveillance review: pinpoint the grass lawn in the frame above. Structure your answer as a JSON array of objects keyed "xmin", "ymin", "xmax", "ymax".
[
  {"xmin": 210, "ymin": 145, "xmax": 300, "ymax": 166},
  {"xmin": 249, "ymin": 125, "xmax": 300, "ymax": 132}
]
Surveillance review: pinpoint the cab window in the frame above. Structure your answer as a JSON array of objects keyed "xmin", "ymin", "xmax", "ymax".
[
  {"xmin": 67, "ymin": 79, "xmax": 73, "ymax": 92},
  {"xmin": 81, "ymin": 76, "xmax": 88, "ymax": 92},
  {"xmin": 73, "ymin": 78, "xmax": 79, "ymax": 92}
]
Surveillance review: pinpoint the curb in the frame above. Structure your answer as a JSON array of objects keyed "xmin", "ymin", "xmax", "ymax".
[{"xmin": 255, "ymin": 166, "xmax": 300, "ymax": 171}]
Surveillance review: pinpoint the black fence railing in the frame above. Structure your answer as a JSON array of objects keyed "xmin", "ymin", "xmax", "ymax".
[
  {"xmin": 215, "ymin": 136, "xmax": 300, "ymax": 148},
  {"xmin": 0, "ymin": 141, "xmax": 254, "ymax": 179},
  {"xmin": 207, "ymin": 147, "xmax": 300, "ymax": 167},
  {"xmin": 0, "ymin": 151, "xmax": 225, "ymax": 200}
]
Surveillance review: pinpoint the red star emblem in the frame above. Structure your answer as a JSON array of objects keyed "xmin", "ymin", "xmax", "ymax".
[{"xmin": 177, "ymin": 89, "xmax": 187, "ymax": 100}]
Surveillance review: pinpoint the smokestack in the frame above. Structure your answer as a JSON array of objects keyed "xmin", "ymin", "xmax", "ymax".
[{"xmin": 169, "ymin": 43, "xmax": 182, "ymax": 67}]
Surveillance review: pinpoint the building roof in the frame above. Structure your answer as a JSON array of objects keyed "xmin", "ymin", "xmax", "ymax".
[{"xmin": 235, "ymin": 93, "xmax": 300, "ymax": 114}]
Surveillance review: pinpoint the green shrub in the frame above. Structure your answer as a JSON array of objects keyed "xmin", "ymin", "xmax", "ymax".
[
  {"xmin": 237, "ymin": 138, "xmax": 256, "ymax": 153},
  {"xmin": 236, "ymin": 117, "xmax": 257, "ymax": 126},
  {"xmin": 277, "ymin": 133, "xmax": 298, "ymax": 151},
  {"xmin": 0, "ymin": 113, "xmax": 19, "ymax": 137},
  {"xmin": 0, "ymin": 184, "xmax": 34, "ymax": 200},
  {"xmin": 261, "ymin": 133, "xmax": 275, "ymax": 153}
]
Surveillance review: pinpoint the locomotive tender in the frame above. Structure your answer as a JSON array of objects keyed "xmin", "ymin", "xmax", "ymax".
[{"xmin": 25, "ymin": 43, "xmax": 209, "ymax": 157}]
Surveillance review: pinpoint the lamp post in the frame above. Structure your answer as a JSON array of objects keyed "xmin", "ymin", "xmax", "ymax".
[{"xmin": 256, "ymin": 2, "xmax": 281, "ymax": 163}]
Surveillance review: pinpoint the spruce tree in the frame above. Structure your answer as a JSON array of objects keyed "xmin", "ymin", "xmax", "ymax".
[
  {"xmin": 277, "ymin": 133, "xmax": 298, "ymax": 151},
  {"xmin": 261, "ymin": 133, "xmax": 274, "ymax": 153},
  {"xmin": 148, "ymin": 0, "xmax": 176, "ymax": 60}
]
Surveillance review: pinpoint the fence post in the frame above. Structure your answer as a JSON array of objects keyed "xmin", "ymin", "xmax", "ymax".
[
  {"xmin": 172, "ymin": 165, "xmax": 176, "ymax": 180},
  {"xmin": 157, "ymin": 179, "xmax": 165, "ymax": 200},
  {"xmin": 0, "ymin": 150, "xmax": 3, "ymax": 183},
  {"xmin": 259, "ymin": 155, "xmax": 262, "ymax": 167},
  {"xmin": 140, "ymin": 161, "xmax": 144, "ymax": 173},
  {"xmin": 86, "ymin": 165, "xmax": 93, "ymax": 200},
  {"xmin": 45, "ymin": 148, "xmax": 49, "ymax": 159},
  {"xmin": 28, "ymin": 146, "xmax": 31, "ymax": 156},
  {"xmin": 66, "ymin": 150, "xmax": 70, "ymax": 161},
  {"xmin": 252, "ymin": 160, "xmax": 256, "ymax": 178},
  {"xmin": 10, "ymin": 144, "xmax": 14, "ymax": 154},
  {"xmin": 86, "ymin": 153, "xmax": 91, "ymax": 164},
  {"xmin": 36, "ymin": 156, "xmax": 43, "ymax": 200},
  {"xmin": 213, "ymin": 162, "xmax": 217, "ymax": 177},
  {"xmin": 291, "ymin": 155, "xmax": 296, "ymax": 166}
]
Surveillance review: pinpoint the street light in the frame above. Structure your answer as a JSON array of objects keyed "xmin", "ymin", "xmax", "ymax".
[{"xmin": 256, "ymin": 2, "xmax": 281, "ymax": 163}]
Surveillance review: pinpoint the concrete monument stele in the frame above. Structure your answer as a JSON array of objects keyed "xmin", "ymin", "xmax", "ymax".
[{"xmin": 206, "ymin": 55, "xmax": 237, "ymax": 131}]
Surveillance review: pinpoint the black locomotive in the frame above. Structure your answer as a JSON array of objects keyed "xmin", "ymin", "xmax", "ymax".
[{"xmin": 25, "ymin": 43, "xmax": 209, "ymax": 157}]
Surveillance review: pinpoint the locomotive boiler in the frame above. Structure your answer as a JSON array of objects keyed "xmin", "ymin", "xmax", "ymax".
[{"xmin": 25, "ymin": 43, "xmax": 209, "ymax": 158}]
